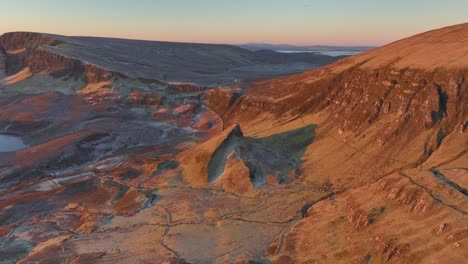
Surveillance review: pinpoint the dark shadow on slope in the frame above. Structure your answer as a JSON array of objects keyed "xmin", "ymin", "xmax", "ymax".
[
  {"xmin": 0, "ymin": 237, "xmax": 35, "ymax": 264},
  {"xmin": 207, "ymin": 124, "xmax": 316, "ymax": 186},
  {"xmin": 240, "ymin": 124, "xmax": 316, "ymax": 186},
  {"xmin": 207, "ymin": 125, "xmax": 243, "ymax": 183},
  {"xmin": 431, "ymin": 84, "xmax": 448, "ymax": 123},
  {"xmin": 430, "ymin": 169, "xmax": 467, "ymax": 196}
]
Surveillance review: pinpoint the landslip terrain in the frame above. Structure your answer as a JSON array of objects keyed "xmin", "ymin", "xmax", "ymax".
[{"xmin": 0, "ymin": 23, "xmax": 466, "ymax": 263}]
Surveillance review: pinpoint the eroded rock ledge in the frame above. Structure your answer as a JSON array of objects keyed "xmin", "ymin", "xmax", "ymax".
[{"xmin": 0, "ymin": 32, "xmax": 115, "ymax": 84}]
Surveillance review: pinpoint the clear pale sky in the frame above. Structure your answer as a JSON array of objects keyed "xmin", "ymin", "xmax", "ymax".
[{"xmin": 0, "ymin": 0, "xmax": 467, "ymax": 46}]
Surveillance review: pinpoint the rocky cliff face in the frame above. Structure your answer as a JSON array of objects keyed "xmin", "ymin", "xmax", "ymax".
[
  {"xmin": 216, "ymin": 64, "xmax": 466, "ymax": 136},
  {"xmin": 0, "ymin": 32, "xmax": 115, "ymax": 83},
  {"xmin": 0, "ymin": 32, "xmax": 55, "ymax": 51},
  {"xmin": 167, "ymin": 82, "xmax": 208, "ymax": 92}
]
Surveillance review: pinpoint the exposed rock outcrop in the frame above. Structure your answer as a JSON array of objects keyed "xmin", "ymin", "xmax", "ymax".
[
  {"xmin": 177, "ymin": 124, "xmax": 243, "ymax": 186},
  {"xmin": 128, "ymin": 91, "xmax": 164, "ymax": 106},
  {"xmin": 0, "ymin": 32, "xmax": 115, "ymax": 84},
  {"xmin": 167, "ymin": 82, "xmax": 206, "ymax": 93},
  {"xmin": 212, "ymin": 150, "xmax": 257, "ymax": 197}
]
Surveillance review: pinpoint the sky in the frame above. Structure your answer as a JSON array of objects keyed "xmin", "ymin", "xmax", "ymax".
[{"xmin": 0, "ymin": 0, "xmax": 467, "ymax": 46}]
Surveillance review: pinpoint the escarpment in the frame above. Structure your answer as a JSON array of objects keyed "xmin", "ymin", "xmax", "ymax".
[
  {"xmin": 166, "ymin": 82, "xmax": 207, "ymax": 93},
  {"xmin": 0, "ymin": 32, "xmax": 55, "ymax": 51},
  {"xmin": 1, "ymin": 31, "xmax": 349, "ymax": 88},
  {"xmin": 212, "ymin": 23, "xmax": 468, "ymax": 136},
  {"xmin": 0, "ymin": 32, "xmax": 115, "ymax": 83},
  {"xmin": 215, "ymin": 67, "xmax": 467, "ymax": 137},
  {"xmin": 205, "ymin": 68, "xmax": 467, "ymax": 188}
]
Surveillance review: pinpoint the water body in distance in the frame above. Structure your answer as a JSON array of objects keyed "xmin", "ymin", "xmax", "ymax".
[
  {"xmin": 0, "ymin": 134, "xmax": 28, "ymax": 152},
  {"xmin": 275, "ymin": 50, "xmax": 362, "ymax": 56}
]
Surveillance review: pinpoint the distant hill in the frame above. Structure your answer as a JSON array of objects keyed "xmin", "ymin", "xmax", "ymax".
[
  {"xmin": 0, "ymin": 33, "xmax": 347, "ymax": 86},
  {"xmin": 239, "ymin": 43, "xmax": 375, "ymax": 53}
]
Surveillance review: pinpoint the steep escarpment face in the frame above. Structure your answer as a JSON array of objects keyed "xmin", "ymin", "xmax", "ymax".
[
  {"xmin": 0, "ymin": 24, "xmax": 467, "ymax": 263},
  {"xmin": 213, "ymin": 66, "xmax": 466, "ymax": 188}
]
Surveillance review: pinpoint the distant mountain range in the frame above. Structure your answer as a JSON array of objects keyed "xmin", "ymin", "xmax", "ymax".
[{"xmin": 239, "ymin": 43, "xmax": 375, "ymax": 52}]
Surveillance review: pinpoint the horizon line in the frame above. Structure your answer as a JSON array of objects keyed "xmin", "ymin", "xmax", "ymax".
[{"xmin": 0, "ymin": 30, "xmax": 381, "ymax": 47}]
